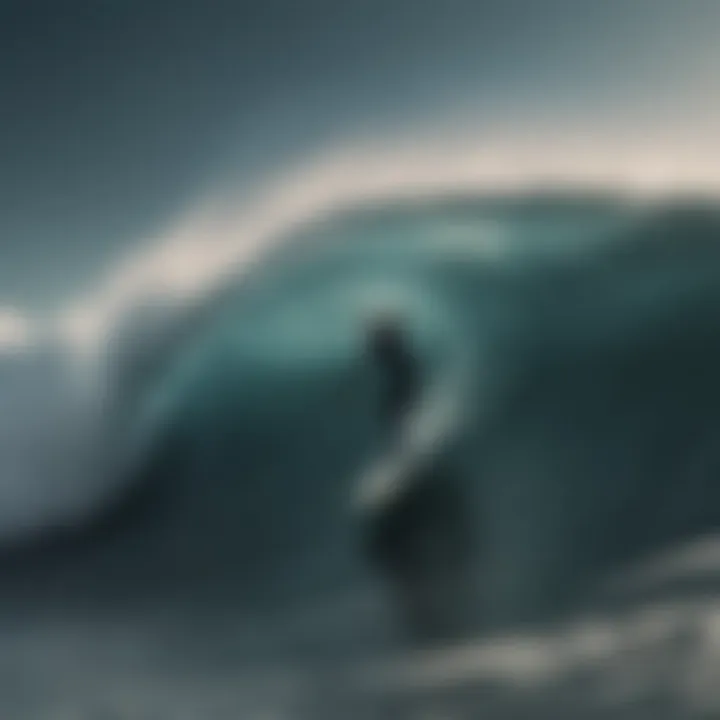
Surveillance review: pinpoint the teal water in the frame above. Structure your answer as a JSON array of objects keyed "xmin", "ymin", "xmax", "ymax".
[
  {"xmin": 115, "ymin": 197, "xmax": 635, "ymax": 605},
  {"xmin": 5, "ymin": 195, "xmax": 720, "ymax": 717}
]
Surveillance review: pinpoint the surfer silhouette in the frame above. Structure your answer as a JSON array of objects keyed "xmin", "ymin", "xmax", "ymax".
[
  {"xmin": 356, "ymin": 310, "xmax": 476, "ymax": 643},
  {"xmin": 364, "ymin": 311, "xmax": 420, "ymax": 439}
]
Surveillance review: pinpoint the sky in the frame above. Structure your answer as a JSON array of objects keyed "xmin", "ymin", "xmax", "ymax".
[{"xmin": 0, "ymin": 0, "xmax": 719, "ymax": 311}]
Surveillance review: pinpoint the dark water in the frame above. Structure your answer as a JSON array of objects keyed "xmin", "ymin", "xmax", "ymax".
[{"xmin": 4, "ymin": 194, "xmax": 720, "ymax": 717}]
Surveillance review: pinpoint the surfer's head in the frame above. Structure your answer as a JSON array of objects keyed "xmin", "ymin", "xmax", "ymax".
[{"xmin": 364, "ymin": 308, "xmax": 408, "ymax": 358}]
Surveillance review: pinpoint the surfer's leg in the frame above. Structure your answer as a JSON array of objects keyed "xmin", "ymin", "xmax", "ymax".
[
  {"xmin": 382, "ymin": 557, "xmax": 479, "ymax": 645},
  {"xmin": 362, "ymin": 471, "xmax": 479, "ymax": 644}
]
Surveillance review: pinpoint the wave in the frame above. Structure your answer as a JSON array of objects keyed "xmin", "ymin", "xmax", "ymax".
[
  {"xmin": 1, "ymin": 176, "xmax": 720, "ymax": 716},
  {"xmin": 0, "ymin": 185, "xmax": 716, "ymax": 605}
]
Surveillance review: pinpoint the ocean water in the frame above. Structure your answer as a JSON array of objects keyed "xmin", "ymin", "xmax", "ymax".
[{"xmin": 4, "ymin": 194, "xmax": 720, "ymax": 717}]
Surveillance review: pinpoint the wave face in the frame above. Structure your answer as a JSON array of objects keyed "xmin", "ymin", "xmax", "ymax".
[{"xmin": 6, "ymin": 194, "xmax": 720, "ymax": 716}]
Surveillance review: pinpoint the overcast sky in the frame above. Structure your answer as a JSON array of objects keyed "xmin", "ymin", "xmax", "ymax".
[{"xmin": 1, "ymin": 0, "xmax": 719, "ymax": 308}]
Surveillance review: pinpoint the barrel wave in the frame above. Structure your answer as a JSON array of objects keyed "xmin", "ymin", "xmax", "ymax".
[{"xmin": 4, "ymin": 193, "xmax": 720, "ymax": 717}]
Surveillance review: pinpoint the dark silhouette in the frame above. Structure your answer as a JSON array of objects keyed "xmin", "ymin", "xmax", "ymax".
[
  {"xmin": 357, "ymin": 311, "xmax": 476, "ymax": 644},
  {"xmin": 363, "ymin": 311, "xmax": 421, "ymax": 440}
]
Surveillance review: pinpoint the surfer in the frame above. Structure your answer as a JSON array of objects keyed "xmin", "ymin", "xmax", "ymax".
[
  {"xmin": 355, "ymin": 310, "xmax": 477, "ymax": 643},
  {"xmin": 363, "ymin": 310, "xmax": 421, "ymax": 443}
]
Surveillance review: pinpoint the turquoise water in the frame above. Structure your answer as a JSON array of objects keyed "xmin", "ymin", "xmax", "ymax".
[
  {"xmin": 115, "ymin": 196, "xmax": 642, "ymax": 612},
  {"xmin": 5, "ymin": 195, "xmax": 720, "ymax": 717}
]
